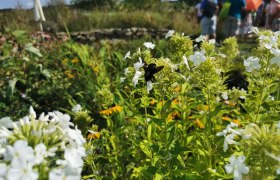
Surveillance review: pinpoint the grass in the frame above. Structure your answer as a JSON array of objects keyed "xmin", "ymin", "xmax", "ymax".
[{"xmin": 0, "ymin": 6, "xmax": 200, "ymax": 36}]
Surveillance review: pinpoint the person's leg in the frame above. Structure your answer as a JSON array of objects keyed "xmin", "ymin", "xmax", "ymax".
[
  {"xmin": 201, "ymin": 17, "xmax": 210, "ymax": 40},
  {"xmin": 272, "ymin": 18, "xmax": 280, "ymax": 32},
  {"xmin": 209, "ymin": 15, "xmax": 217, "ymax": 41}
]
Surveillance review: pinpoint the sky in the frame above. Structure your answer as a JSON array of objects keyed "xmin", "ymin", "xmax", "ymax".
[{"xmin": 0, "ymin": 0, "xmax": 71, "ymax": 9}]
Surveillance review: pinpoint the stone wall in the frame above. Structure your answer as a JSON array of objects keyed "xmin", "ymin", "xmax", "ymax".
[{"xmin": 56, "ymin": 28, "xmax": 170, "ymax": 43}]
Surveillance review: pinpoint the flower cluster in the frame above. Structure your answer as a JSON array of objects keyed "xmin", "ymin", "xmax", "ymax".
[
  {"xmin": 225, "ymin": 155, "xmax": 249, "ymax": 180},
  {"xmin": 217, "ymin": 122, "xmax": 242, "ymax": 151},
  {"xmin": 0, "ymin": 107, "xmax": 86, "ymax": 179}
]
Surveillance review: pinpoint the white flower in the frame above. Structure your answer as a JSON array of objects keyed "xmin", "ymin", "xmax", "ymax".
[
  {"xmin": 165, "ymin": 30, "xmax": 175, "ymax": 38},
  {"xmin": 189, "ymin": 50, "xmax": 207, "ymax": 66},
  {"xmin": 225, "ymin": 155, "xmax": 249, "ymax": 180},
  {"xmin": 49, "ymin": 168, "xmax": 66, "ymax": 180},
  {"xmin": 56, "ymin": 148, "xmax": 84, "ymax": 175},
  {"xmin": 195, "ymin": 35, "xmax": 206, "ymax": 42},
  {"xmin": 124, "ymin": 68, "xmax": 130, "ymax": 76},
  {"xmin": 49, "ymin": 111, "xmax": 73, "ymax": 129},
  {"xmin": 120, "ymin": 77, "xmax": 125, "ymax": 83},
  {"xmin": 123, "ymin": 51, "xmax": 131, "ymax": 60},
  {"xmin": 7, "ymin": 164, "xmax": 38, "ymax": 180},
  {"xmin": 19, "ymin": 116, "xmax": 30, "ymax": 126},
  {"xmin": 221, "ymin": 92, "xmax": 228, "ymax": 100},
  {"xmin": 147, "ymin": 118, "xmax": 151, "ymax": 122},
  {"xmin": 182, "ymin": 56, "xmax": 190, "ymax": 70},
  {"xmin": 4, "ymin": 140, "xmax": 35, "ymax": 167},
  {"xmin": 270, "ymin": 48, "xmax": 280, "ymax": 56},
  {"xmin": 267, "ymin": 95, "xmax": 275, "ymax": 101},
  {"xmin": 223, "ymin": 134, "xmax": 239, "ymax": 151},
  {"xmin": 49, "ymin": 168, "xmax": 80, "ymax": 180},
  {"xmin": 34, "ymin": 143, "xmax": 47, "ymax": 164},
  {"xmin": 243, "ymin": 57, "xmax": 261, "ymax": 72},
  {"xmin": 38, "ymin": 113, "xmax": 50, "ymax": 122},
  {"xmin": 0, "ymin": 117, "xmax": 13, "ymax": 129},
  {"xmin": 64, "ymin": 126, "xmax": 86, "ymax": 150},
  {"xmin": 72, "ymin": 104, "xmax": 82, "ymax": 113},
  {"xmin": 29, "ymin": 106, "xmax": 36, "ymax": 119},
  {"xmin": 0, "ymin": 163, "xmax": 7, "ymax": 178},
  {"xmin": 270, "ymin": 56, "xmax": 280, "ymax": 67},
  {"xmin": 209, "ymin": 39, "xmax": 216, "ymax": 44},
  {"xmin": 134, "ymin": 58, "xmax": 145, "ymax": 71},
  {"xmin": 147, "ymin": 80, "xmax": 153, "ymax": 93},
  {"xmin": 144, "ymin": 42, "xmax": 155, "ymax": 49},
  {"xmin": 277, "ymin": 168, "xmax": 280, "ymax": 175},
  {"xmin": 132, "ymin": 71, "xmax": 142, "ymax": 87},
  {"xmin": 217, "ymin": 122, "xmax": 240, "ymax": 151},
  {"xmin": 216, "ymin": 129, "xmax": 227, "ymax": 137},
  {"xmin": 249, "ymin": 26, "xmax": 259, "ymax": 34}
]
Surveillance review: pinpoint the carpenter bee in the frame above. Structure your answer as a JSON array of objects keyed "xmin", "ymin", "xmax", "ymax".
[{"xmin": 143, "ymin": 62, "xmax": 164, "ymax": 82}]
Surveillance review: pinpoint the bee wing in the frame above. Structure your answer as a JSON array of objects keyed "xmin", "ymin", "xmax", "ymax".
[{"xmin": 154, "ymin": 66, "xmax": 164, "ymax": 74}]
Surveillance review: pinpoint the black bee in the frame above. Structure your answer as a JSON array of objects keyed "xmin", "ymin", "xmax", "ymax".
[{"xmin": 143, "ymin": 62, "xmax": 164, "ymax": 82}]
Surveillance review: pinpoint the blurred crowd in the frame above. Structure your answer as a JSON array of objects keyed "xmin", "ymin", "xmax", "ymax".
[{"xmin": 195, "ymin": 0, "xmax": 280, "ymax": 42}]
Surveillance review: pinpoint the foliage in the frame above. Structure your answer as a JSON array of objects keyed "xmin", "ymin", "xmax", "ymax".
[
  {"xmin": 1, "ymin": 28, "xmax": 280, "ymax": 179},
  {"xmin": 70, "ymin": 0, "xmax": 116, "ymax": 10},
  {"xmin": 0, "ymin": 6, "xmax": 199, "ymax": 35}
]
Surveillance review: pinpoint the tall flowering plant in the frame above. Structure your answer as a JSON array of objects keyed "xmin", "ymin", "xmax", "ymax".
[{"xmin": 0, "ymin": 107, "xmax": 86, "ymax": 179}]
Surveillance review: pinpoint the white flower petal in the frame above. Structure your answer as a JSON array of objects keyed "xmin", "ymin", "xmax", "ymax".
[{"xmin": 144, "ymin": 42, "xmax": 155, "ymax": 49}]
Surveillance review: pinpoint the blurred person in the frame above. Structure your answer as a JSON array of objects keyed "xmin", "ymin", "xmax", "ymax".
[
  {"xmin": 200, "ymin": 0, "xmax": 219, "ymax": 42},
  {"xmin": 255, "ymin": 0, "xmax": 270, "ymax": 27},
  {"xmin": 240, "ymin": 10, "xmax": 253, "ymax": 40},
  {"xmin": 223, "ymin": 0, "xmax": 246, "ymax": 38},
  {"xmin": 195, "ymin": 1, "xmax": 203, "ymax": 23},
  {"xmin": 265, "ymin": 0, "xmax": 280, "ymax": 31}
]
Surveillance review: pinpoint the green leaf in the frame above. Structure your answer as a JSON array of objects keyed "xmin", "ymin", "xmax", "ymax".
[
  {"xmin": 42, "ymin": 69, "xmax": 51, "ymax": 78},
  {"xmin": 140, "ymin": 141, "xmax": 152, "ymax": 158},
  {"xmin": 25, "ymin": 43, "xmax": 43, "ymax": 57},
  {"xmin": 208, "ymin": 104, "xmax": 222, "ymax": 120},
  {"xmin": 8, "ymin": 78, "xmax": 17, "ymax": 96},
  {"xmin": 187, "ymin": 135, "xmax": 194, "ymax": 145},
  {"xmin": 154, "ymin": 173, "xmax": 163, "ymax": 180},
  {"xmin": 147, "ymin": 124, "xmax": 152, "ymax": 142}
]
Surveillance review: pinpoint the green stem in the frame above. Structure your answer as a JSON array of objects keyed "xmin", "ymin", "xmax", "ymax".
[{"xmin": 255, "ymin": 55, "xmax": 270, "ymax": 123}]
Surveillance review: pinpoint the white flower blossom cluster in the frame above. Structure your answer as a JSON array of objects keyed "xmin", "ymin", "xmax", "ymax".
[
  {"xmin": 225, "ymin": 155, "xmax": 249, "ymax": 180},
  {"xmin": 217, "ymin": 122, "xmax": 242, "ymax": 152},
  {"xmin": 243, "ymin": 57, "xmax": 261, "ymax": 72},
  {"xmin": 245, "ymin": 28, "xmax": 280, "ymax": 72},
  {"xmin": 0, "ymin": 107, "xmax": 86, "ymax": 180},
  {"xmin": 189, "ymin": 50, "xmax": 207, "ymax": 66}
]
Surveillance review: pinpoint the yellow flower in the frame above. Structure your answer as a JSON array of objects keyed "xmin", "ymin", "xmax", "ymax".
[
  {"xmin": 100, "ymin": 108, "xmax": 114, "ymax": 116},
  {"xmin": 188, "ymin": 116, "xmax": 195, "ymax": 120},
  {"xmin": 64, "ymin": 70, "xmax": 75, "ymax": 79},
  {"xmin": 167, "ymin": 111, "xmax": 180, "ymax": 122},
  {"xmin": 111, "ymin": 105, "xmax": 122, "ymax": 112},
  {"xmin": 196, "ymin": 104, "xmax": 209, "ymax": 111},
  {"xmin": 195, "ymin": 119, "xmax": 205, "ymax": 129},
  {"xmin": 150, "ymin": 99, "xmax": 157, "ymax": 106},
  {"xmin": 222, "ymin": 116, "xmax": 231, "ymax": 121},
  {"xmin": 62, "ymin": 58, "xmax": 68, "ymax": 64},
  {"xmin": 89, "ymin": 63, "xmax": 99, "ymax": 73},
  {"xmin": 71, "ymin": 57, "xmax": 79, "ymax": 64},
  {"xmin": 232, "ymin": 119, "xmax": 241, "ymax": 126},
  {"xmin": 87, "ymin": 132, "xmax": 101, "ymax": 140},
  {"xmin": 100, "ymin": 105, "xmax": 122, "ymax": 115},
  {"xmin": 174, "ymin": 86, "xmax": 180, "ymax": 92}
]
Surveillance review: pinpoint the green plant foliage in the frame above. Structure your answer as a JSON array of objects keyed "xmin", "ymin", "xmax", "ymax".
[{"xmin": 1, "ymin": 29, "xmax": 280, "ymax": 179}]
